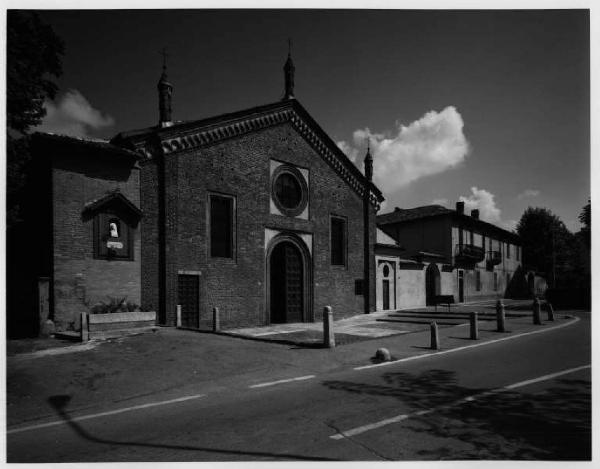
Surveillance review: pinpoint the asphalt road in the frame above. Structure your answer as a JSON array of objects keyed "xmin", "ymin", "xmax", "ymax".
[{"xmin": 7, "ymin": 312, "xmax": 591, "ymax": 462}]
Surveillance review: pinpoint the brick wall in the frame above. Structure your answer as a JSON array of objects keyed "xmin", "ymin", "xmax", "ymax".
[
  {"xmin": 52, "ymin": 153, "xmax": 141, "ymax": 331},
  {"xmin": 148, "ymin": 122, "xmax": 371, "ymax": 328}
]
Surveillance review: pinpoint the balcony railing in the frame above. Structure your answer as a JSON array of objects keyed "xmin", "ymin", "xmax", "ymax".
[
  {"xmin": 454, "ymin": 243, "xmax": 485, "ymax": 263},
  {"xmin": 486, "ymin": 250, "xmax": 502, "ymax": 266}
]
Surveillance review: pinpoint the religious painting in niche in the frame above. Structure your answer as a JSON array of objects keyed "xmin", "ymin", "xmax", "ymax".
[
  {"xmin": 95, "ymin": 212, "xmax": 133, "ymax": 260},
  {"xmin": 84, "ymin": 191, "xmax": 141, "ymax": 261},
  {"xmin": 271, "ymin": 164, "xmax": 308, "ymax": 217}
]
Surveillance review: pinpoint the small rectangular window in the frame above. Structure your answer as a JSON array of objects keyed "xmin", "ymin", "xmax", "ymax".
[
  {"xmin": 507, "ymin": 243, "xmax": 511, "ymax": 259},
  {"xmin": 331, "ymin": 216, "xmax": 347, "ymax": 266},
  {"xmin": 476, "ymin": 270, "xmax": 481, "ymax": 291},
  {"xmin": 210, "ymin": 195, "xmax": 234, "ymax": 258},
  {"xmin": 493, "ymin": 272, "xmax": 498, "ymax": 291}
]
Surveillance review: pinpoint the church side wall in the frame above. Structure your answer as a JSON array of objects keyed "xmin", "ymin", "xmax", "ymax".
[
  {"xmin": 52, "ymin": 156, "xmax": 141, "ymax": 331},
  {"xmin": 172, "ymin": 123, "xmax": 368, "ymax": 328},
  {"xmin": 140, "ymin": 159, "xmax": 161, "ymax": 316}
]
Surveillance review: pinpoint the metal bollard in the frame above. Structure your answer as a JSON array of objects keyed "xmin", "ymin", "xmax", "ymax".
[
  {"xmin": 496, "ymin": 299, "xmax": 506, "ymax": 332},
  {"xmin": 213, "ymin": 307, "xmax": 220, "ymax": 332},
  {"xmin": 430, "ymin": 321, "xmax": 439, "ymax": 350},
  {"xmin": 176, "ymin": 304, "xmax": 182, "ymax": 328},
  {"xmin": 470, "ymin": 312, "xmax": 479, "ymax": 340},
  {"xmin": 323, "ymin": 306, "xmax": 335, "ymax": 348},
  {"xmin": 80, "ymin": 312, "xmax": 89, "ymax": 342},
  {"xmin": 546, "ymin": 302, "xmax": 555, "ymax": 321},
  {"xmin": 533, "ymin": 297, "xmax": 542, "ymax": 325}
]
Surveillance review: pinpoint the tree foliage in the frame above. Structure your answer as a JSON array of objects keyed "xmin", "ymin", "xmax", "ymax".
[
  {"xmin": 7, "ymin": 11, "xmax": 64, "ymax": 134},
  {"xmin": 577, "ymin": 199, "xmax": 591, "ymax": 249},
  {"xmin": 7, "ymin": 12, "xmax": 64, "ymax": 228},
  {"xmin": 516, "ymin": 207, "xmax": 585, "ymax": 288}
]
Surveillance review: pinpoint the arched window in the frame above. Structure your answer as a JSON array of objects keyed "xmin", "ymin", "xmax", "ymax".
[{"xmin": 383, "ymin": 264, "xmax": 390, "ymax": 277}]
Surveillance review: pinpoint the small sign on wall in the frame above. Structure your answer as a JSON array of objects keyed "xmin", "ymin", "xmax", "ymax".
[{"xmin": 107, "ymin": 241, "xmax": 123, "ymax": 250}]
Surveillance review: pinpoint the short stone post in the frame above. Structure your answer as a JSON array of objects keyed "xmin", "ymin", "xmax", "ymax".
[
  {"xmin": 546, "ymin": 302, "xmax": 555, "ymax": 321},
  {"xmin": 80, "ymin": 312, "xmax": 89, "ymax": 342},
  {"xmin": 533, "ymin": 297, "xmax": 542, "ymax": 325},
  {"xmin": 323, "ymin": 306, "xmax": 335, "ymax": 348},
  {"xmin": 469, "ymin": 312, "xmax": 479, "ymax": 340},
  {"xmin": 176, "ymin": 304, "xmax": 182, "ymax": 328},
  {"xmin": 496, "ymin": 299, "xmax": 506, "ymax": 332},
  {"xmin": 213, "ymin": 307, "xmax": 220, "ymax": 332},
  {"xmin": 430, "ymin": 321, "xmax": 439, "ymax": 350}
]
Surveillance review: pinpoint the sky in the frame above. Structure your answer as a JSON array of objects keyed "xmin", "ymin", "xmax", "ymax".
[{"xmin": 29, "ymin": 8, "xmax": 590, "ymax": 232}]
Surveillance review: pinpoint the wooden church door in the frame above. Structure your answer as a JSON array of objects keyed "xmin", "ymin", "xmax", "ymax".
[{"xmin": 270, "ymin": 242, "xmax": 304, "ymax": 323}]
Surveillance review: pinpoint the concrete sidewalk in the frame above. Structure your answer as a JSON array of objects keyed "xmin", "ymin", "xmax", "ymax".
[
  {"xmin": 6, "ymin": 301, "xmax": 577, "ymax": 430},
  {"xmin": 224, "ymin": 298, "xmax": 532, "ymax": 345}
]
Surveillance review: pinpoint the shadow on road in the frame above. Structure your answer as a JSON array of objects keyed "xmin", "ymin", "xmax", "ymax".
[
  {"xmin": 323, "ymin": 369, "xmax": 591, "ymax": 460},
  {"xmin": 41, "ymin": 395, "xmax": 338, "ymax": 462}
]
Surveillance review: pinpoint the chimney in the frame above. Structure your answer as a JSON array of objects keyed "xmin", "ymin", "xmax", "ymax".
[
  {"xmin": 471, "ymin": 209, "xmax": 479, "ymax": 219},
  {"xmin": 456, "ymin": 201, "xmax": 465, "ymax": 215}
]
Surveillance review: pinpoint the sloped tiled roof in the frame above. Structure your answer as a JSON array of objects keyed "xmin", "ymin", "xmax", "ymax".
[
  {"xmin": 377, "ymin": 204, "xmax": 520, "ymax": 243},
  {"xmin": 377, "ymin": 205, "xmax": 452, "ymax": 225},
  {"xmin": 376, "ymin": 228, "xmax": 401, "ymax": 246},
  {"xmin": 82, "ymin": 189, "xmax": 142, "ymax": 217},
  {"xmin": 33, "ymin": 132, "xmax": 141, "ymax": 160},
  {"xmin": 111, "ymin": 98, "xmax": 384, "ymax": 208}
]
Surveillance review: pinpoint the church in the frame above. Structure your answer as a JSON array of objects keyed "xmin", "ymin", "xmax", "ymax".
[{"xmin": 9, "ymin": 51, "xmax": 384, "ymax": 336}]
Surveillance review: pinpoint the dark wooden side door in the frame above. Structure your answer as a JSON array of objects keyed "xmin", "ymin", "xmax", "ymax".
[
  {"xmin": 178, "ymin": 274, "xmax": 199, "ymax": 328},
  {"xmin": 382, "ymin": 279, "xmax": 390, "ymax": 310}
]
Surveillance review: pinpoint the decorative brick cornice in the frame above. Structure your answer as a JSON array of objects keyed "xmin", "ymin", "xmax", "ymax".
[{"xmin": 119, "ymin": 102, "xmax": 383, "ymax": 209}]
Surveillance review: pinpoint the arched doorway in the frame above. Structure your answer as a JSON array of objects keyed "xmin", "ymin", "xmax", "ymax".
[
  {"xmin": 377, "ymin": 261, "xmax": 396, "ymax": 311},
  {"xmin": 425, "ymin": 263, "xmax": 441, "ymax": 306},
  {"xmin": 267, "ymin": 236, "xmax": 310, "ymax": 324}
]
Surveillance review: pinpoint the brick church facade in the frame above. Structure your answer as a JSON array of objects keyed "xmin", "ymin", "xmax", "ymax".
[{"xmin": 8, "ymin": 52, "xmax": 383, "ymax": 336}]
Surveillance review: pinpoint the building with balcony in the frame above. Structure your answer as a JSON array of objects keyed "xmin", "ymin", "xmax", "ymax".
[{"xmin": 374, "ymin": 201, "xmax": 524, "ymax": 310}]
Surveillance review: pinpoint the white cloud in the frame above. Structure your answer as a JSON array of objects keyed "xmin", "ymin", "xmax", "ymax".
[
  {"xmin": 337, "ymin": 106, "xmax": 470, "ymax": 193},
  {"xmin": 36, "ymin": 89, "xmax": 115, "ymax": 138},
  {"xmin": 336, "ymin": 140, "xmax": 360, "ymax": 165},
  {"xmin": 459, "ymin": 186, "xmax": 502, "ymax": 224},
  {"xmin": 517, "ymin": 189, "xmax": 541, "ymax": 199}
]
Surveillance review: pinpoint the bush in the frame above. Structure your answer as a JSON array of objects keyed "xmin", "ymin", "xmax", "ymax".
[{"xmin": 90, "ymin": 296, "xmax": 127, "ymax": 314}]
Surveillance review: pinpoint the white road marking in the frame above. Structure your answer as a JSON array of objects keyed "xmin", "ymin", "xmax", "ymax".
[
  {"xmin": 9, "ymin": 342, "xmax": 100, "ymax": 360},
  {"xmin": 330, "ymin": 364, "xmax": 591, "ymax": 440},
  {"xmin": 249, "ymin": 375, "xmax": 316, "ymax": 388},
  {"xmin": 354, "ymin": 315, "xmax": 580, "ymax": 370},
  {"xmin": 7, "ymin": 394, "xmax": 206, "ymax": 435}
]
